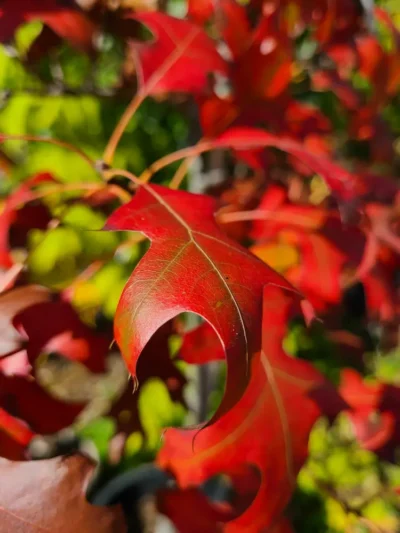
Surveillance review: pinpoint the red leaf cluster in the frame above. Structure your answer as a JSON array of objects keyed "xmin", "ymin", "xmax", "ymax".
[
  {"xmin": 1, "ymin": 1, "xmax": 400, "ymax": 531},
  {"xmin": 340, "ymin": 369, "xmax": 400, "ymax": 460}
]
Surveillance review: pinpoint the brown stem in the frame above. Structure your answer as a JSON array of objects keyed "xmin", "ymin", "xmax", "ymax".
[
  {"xmin": 138, "ymin": 141, "xmax": 214, "ymax": 183},
  {"xmin": 103, "ymin": 168, "xmax": 141, "ymax": 186},
  {"xmin": 0, "ymin": 134, "xmax": 95, "ymax": 169},
  {"xmin": 169, "ymin": 156, "xmax": 195, "ymax": 190},
  {"xmin": 219, "ymin": 209, "xmax": 276, "ymax": 224},
  {"xmin": 102, "ymin": 90, "xmax": 146, "ymax": 167},
  {"xmin": 28, "ymin": 182, "xmax": 131, "ymax": 204}
]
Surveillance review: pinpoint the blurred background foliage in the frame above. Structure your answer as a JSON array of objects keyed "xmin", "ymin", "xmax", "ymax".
[{"xmin": 1, "ymin": 1, "xmax": 400, "ymax": 532}]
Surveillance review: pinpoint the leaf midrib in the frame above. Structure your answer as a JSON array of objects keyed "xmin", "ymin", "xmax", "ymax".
[
  {"xmin": 142, "ymin": 26, "xmax": 201, "ymax": 94},
  {"xmin": 142, "ymin": 184, "xmax": 250, "ymax": 365}
]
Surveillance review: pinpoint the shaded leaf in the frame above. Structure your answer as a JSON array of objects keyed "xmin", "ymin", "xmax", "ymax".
[
  {"xmin": 0, "ymin": 351, "xmax": 84, "ymax": 438},
  {"xmin": 158, "ymin": 287, "xmax": 343, "ymax": 531},
  {"xmin": 0, "ymin": 0, "xmax": 96, "ymax": 51},
  {"xmin": 157, "ymin": 487, "xmax": 233, "ymax": 533},
  {"xmin": 0, "ymin": 454, "xmax": 126, "ymax": 532},
  {"xmin": 14, "ymin": 299, "xmax": 111, "ymax": 373},
  {"xmin": 109, "ymin": 322, "xmax": 185, "ymax": 436}
]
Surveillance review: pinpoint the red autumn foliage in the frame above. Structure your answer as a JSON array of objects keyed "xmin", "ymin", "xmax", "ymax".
[
  {"xmin": 128, "ymin": 11, "xmax": 227, "ymax": 95},
  {"xmin": 0, "ymin": 1, "xmax": 399, "ymax": 531},
  {"xmin": 340, "ymin": 369, "xmax": 400, "ymax": 461}
]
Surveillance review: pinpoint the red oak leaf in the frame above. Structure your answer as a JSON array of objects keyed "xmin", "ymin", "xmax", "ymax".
[
  {"xmin": 158, "ymin": 287, "xmax": 342, "ymax": 532},
  {"xmin": 0, "ymin": 454, "xmax": 126, "ymax": 532},
  {"xmin": 105, "ymin": 184, "xmax": 294, "ymax": 426},
  {"xmin": 127, "ymin": 11, "xmax": 227, "ymax": 95},
  {"xmin": 14, "ymin": 299, "xmax": 110, "ymax": 373},
  {"xmin": 0, "ymin": 0, "xmax": 96, "ymax": 51}
]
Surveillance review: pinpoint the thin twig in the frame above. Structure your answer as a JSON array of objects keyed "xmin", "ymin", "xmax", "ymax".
[
  {"xmin": 0, "ymin": 134, "xmax": 96, "ymax": 170},
  {"xmin": 169, "ymin": 156, "xmax": 195, "ymax": 190},
  {"xmin": 103, "ymin": 168, "xmax": 141, "ymax": 186},
  {"xmin": 28, "ymin": 182, "xmax": 131, "ymax": 204},
  {"xmin": 102, "ymin": 90, "xmax": 147, "ymax": 166}
]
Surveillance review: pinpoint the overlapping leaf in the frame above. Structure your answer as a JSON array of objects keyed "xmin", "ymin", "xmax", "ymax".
[
  {"xmin": 127, "ymin": 11, "xmax": 227, "ymax": 95},
  {"xmin": 247, "ymin": 184, "xmax": 399, "ymax": 319},
  {"xmin": 0, "ymin": 454, "xmax": 126, "ymax": 532},
  {"xmin": 14, "ymin": 298, "xmax": 110, "ymax": 373},
  {"xmin": 0, "ymin": 351, "xmax": 84, "ymax": 451},
  {"xmin": 340, "ymin": 369, "xmax": 400, "ymax": 461},
  {"xmin": 158, "ymin": 287, "xmax": 343, "ymax": 531},
  {"xmin": 105, "ymin": 184, "xmax": 294, "ymax": 425},
  {"xmin": 0, "ymin": 0, "xmax": 96, "ymax": 50}
]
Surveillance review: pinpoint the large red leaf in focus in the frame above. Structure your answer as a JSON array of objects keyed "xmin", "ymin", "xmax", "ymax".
[
  {"xmin": 0, "ymin": 454, "xmax": 126, "ymax": 532},
  {"xmin": 127, "ymin": 11, "xmax": 227, "ymax": 95},
  {"xmin": 13, "ymin": 299, "xmax": 110, "ymax": 373},
  {"xmin": 158, "ymin": 287, "xmax": 343, "ymax": 532},
  {"xmin": 0, "ymin": 0, "xmax": 96, "ymax": 50},
  {"xmin": 339, "ymin": 369, "xmax": 400, "ymax": 461},
  {"xmin": 105, "ymin": 184, "xmax": 294, "ymax": 425}
]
